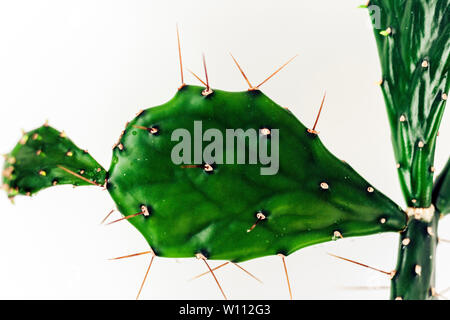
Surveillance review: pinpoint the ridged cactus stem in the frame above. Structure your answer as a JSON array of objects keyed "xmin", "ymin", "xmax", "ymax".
[
  {"xmin": 392, "ymin": 211, "xmax": 439, "ymax": 299},
  {"xmin": 367, "ymin": 0, "xmax": 449, "ymax": 299}
]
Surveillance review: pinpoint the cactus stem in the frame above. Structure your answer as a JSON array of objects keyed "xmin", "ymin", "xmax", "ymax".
[
  {"xmin": 405, "ymin": 205, "xmax": 435, "ymax": 222},
  {"xmin": 229, "ymin": 53, "xmax": 255, "ymax": 90},
  {"xmin": 328, "ymin": 253, "xmax": 395, "ymax": 278},
  {"xmin": 307, "ymin": 91, "xmax": 327, "ymax": 135},
  {"xmin": 196, "ymin": 253, "xmax": 228, "ymax": 300},
  {"xmin": 105, "ymin": 210, "xmax": 146, "ymax": 226},
  {"xmin": 176, "ymin": 24, "xmax": 185, "ymax": 90},
  {"xmin": 136, "ymin": 254, "xmax": 155, "ymax": 300},
  {"xmin": 247, "ymin": 212, "xmax": 266, "ymax": 232},
  {"xmin": 56, "ymin": 165, "xmax": 101, "ymax": 187},
  {"xmin": 255, "ymin": 54, "xmax": 298, "ymax": 89},
  {"xmin": 278, "ymin": 253, "xmax": 292, "ymax": 300}
]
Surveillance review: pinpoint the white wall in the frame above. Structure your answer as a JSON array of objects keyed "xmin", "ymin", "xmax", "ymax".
[{"xmin": 0, "ymin": 0, "xmax": 448, "ymax": 299}]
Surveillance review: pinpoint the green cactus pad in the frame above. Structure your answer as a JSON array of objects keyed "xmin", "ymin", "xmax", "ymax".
[
  {"xmin": 2, "ymin": 125, "xmax": 107, "ymax": 199},
  {"xmin": 2, "ymin": 86, "xmax": 407, "ymax": 263},
  {"xmin": 106, "ymin": 85, "xmax": 406, "ymax": 262}
]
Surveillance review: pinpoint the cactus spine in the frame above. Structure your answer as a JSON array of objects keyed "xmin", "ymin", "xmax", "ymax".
[{"xmin": 367, "ymin": 0, "xmax": 449, "ymax": 299}]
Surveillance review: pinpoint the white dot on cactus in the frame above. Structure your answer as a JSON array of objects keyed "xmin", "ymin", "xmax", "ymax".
[
  {"xmin": 260, "ymin": 128, "xmax": 271, "ymax": 136},
  {"xmin": 399, "ymin": 115, "xmax": 406, "ymax": 122},
  {"xmin": 202, "ymin": 88, "xmax": 213, "ymax": 96},
  {"xmin": 402, "ymin": 238, "xmax": 410, "ymax": 246},
  {"xmin": 118, "ymin": 143, "xmax": 124, "ymax": 151},
  {"xmin": 39, "ymin": 170, "xmax": 46, "ymax": 176},
  {"xmin": 396, "ymin": 163, "xmax": 401, "ymax": 169},
  {"xmin": 411, "ymin": 199, "xmax": 417, "ymax": 204},
  {"xmin": 150, "ymin": 127, "xmax": 159, "ymax": 134},
  {"xmin": 320, "ymin": 182, "xmax": 329, "ymax": 190},
  {"xmin": 430, "ymin": 166, "xmax": 435, "ymax": 172},
  {"xmin": 395, "ymin": 297, "xmax": 403, "ymax": 301},
  {"xmin": 256, "ymin": 212, "xmax": 266, "ymax": 220},
  {"xmin": 367, "ymin": 186, "xmax": 374, "ymax": 193},
  {"xmin": 66, "ymin": 151, "xmax": 73, "ymax": 157},
  {"xmin": 418, "ymin": 141, "xmax": 424, "ymax": 148},
  {"xmin": 141, "ymin": 205, "xmax": 150, "ymax": 217},
  {"xmin": 427, "ymin": 227, "xmax": 434, "ymax": 236},
  {"xmin": 421, "ymin": 60, "xmax": 429, "ymax": 68},
  {"xmin": 442, "ymin": 93, "xmax": 448, "ymax": 100},
  {"xmin": 195, "ymin": 253, "xmax": 206, "ymax": 260},
  {"xmin": 415, "ymin": 265, "xmax": 422, "ymax": 276},
  {"xmin": 380, "ymin": 218, "xmax": 386, "ymax": 224},
  {"xmin": 380, "ymin": 27, "xmax": 392, "ymax": 36},
  {"xmin": 204, "ymin": 163, "xmax": 214, "ymax": 172},
  {"xmin": 333, "ymin": 231, "xmax": 342, "ymax": 240}
]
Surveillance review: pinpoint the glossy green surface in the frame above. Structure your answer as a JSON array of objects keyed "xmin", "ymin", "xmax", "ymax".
[
  {"xmin": 370, "ymin": 0, "xmax": 449, "ymax": 207},
  {"xmin": 107, "ymin": 85, "xmax": 406, "ymax": 262},
  {"xmin": 368, "ymin": 0, "xmax": 449, "ymax": 300},
  {"xmin": 2, "ymin": 125, "xmax": 107, "ymax": 199},
  {"xmin": 391, "ymin": 212, "xmax": 439, "ymax": 300}
]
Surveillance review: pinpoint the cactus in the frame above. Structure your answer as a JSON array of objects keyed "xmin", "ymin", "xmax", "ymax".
[
  {"xmin": 2, "ymin": 1, "xmax": 448, "ymax": 300},
  {"xmin": 3, "ymin": 84, "xmax": 407, "ymax": 266},
  {"xmin": 366, "ymin": 0, "xmax": 449, "ymax": 299}
]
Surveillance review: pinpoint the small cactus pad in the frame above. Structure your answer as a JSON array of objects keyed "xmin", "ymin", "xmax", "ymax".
[
  {"xmin": 107, "ymin": 85, "xmax": 406, "ymax": 262},
  {"xmin": 2, "ymin": 125, "xmax": 107, "ymax": 199},
  {"xmin": 433, "ymin": 158, "xmax": 450, "ymax": 215}
]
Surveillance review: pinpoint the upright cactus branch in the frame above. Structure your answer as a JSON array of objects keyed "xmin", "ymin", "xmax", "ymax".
[{"xmin": 367, "ymin": 0, "xmax": 449, "ymax": 299}]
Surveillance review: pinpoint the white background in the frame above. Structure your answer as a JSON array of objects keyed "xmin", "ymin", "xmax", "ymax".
[{"xmin": 0, "ymin": 0, "xmax": 449, "ymax": 300}]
